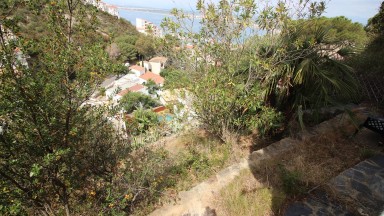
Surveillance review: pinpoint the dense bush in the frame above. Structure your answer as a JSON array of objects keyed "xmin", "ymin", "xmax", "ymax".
[
  {"xmin": 120, "ymin": 92, "xmax": 160, "ymax": 113},
  {"xmin": 126, "ymin": 109, "xmax": 160, "ymax": 135}
]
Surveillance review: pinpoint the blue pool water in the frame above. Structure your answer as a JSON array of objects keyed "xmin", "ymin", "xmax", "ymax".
[{"xmin": 158, "ymin": 114, "xmax": 173, "ymax": 122}]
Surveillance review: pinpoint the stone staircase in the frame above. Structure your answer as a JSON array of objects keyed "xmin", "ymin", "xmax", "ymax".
[{"xmin": 284, "ymin": 154, "xmax": 384, "ymax": 216}]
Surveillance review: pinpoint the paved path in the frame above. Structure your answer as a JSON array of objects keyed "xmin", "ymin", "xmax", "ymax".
[{"xmin": 284, "ymin": 154, "xmax": 384, "ymax": 216}]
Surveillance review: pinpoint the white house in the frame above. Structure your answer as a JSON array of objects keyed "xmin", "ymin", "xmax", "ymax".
[
  {"xmin": 114, "ymin": 84, "xmax": 148, "ymax": 101},
  {"xmin": 106, "ymin": 5, "xmax": 119, "ymax": 18},
  {"xmin": 147, "ymin": 56, "xmax": 167, "ymax": 75},
  {"xmin": 129, "ymin": 65, "xmax": 146, "ymax": 76},
  {"xmin": 105, "ymin": 74, "xmax": 146, "ymax": 99}
]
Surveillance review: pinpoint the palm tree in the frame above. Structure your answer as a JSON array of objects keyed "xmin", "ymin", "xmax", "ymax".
[{"xmin": 263, "ymin": 25, "xmax": 359, "ymax": 119}]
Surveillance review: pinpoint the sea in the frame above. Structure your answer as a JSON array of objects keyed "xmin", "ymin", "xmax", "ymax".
[
  {"xmin": 119, "ymin": 9, "xmax": 169, "ymax": 27},
  {"xmin": 117, "ymin": 7, "xmax": 202, "ymax": 33},
  {"xmin": 116, "ymin": 6, "xmax": 262, "ymax": 39}
]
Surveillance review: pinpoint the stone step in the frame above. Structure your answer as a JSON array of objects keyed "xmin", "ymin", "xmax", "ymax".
[
  {"xmin": 284, "ymin": 154, "xmax": 384, "ymax": 216},
  {"xmin": 328, "ymin": 154, "xmax": 384, "ymax": 215},
  {"xmin": 284, "ymin": 191, "xmax": 353, "ymax": 216}
]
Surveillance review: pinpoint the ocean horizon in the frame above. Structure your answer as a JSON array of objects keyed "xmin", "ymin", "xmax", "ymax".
[{"xmin": 117, "ymin": 6, "xmax": 202, "ymax": 33}]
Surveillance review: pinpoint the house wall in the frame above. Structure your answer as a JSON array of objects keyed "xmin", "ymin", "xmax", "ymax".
[
  {"xmin": 143, "ymin": 61, "xmax": 151, "ymax": 72},
  {"xmin": 149, "ymin": 62, "xmax": 162, "ymax": 75}
]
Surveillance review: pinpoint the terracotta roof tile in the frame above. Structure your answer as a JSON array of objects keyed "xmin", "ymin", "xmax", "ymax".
[
  {"xmin": 149, "ymin": 56, "xmax": 168, "ymax": 63},
  {"xmin": 128, "ymin": 84, "xmax": 144, "ymax": 92},
  {"xmin": 118, "ymin": 84, "xmax": 145, "ymax": 96},
  {"xmin": 139, "ymin": 72, "xmax": 164, "ymax": 84},
  {"xmin": 129, "ymin": 65, "xmax": 145, "ymax": 72}
]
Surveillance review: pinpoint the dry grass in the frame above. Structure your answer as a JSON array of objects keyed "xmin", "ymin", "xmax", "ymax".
[
  {"xmin": 256, "ymin": 131, "xmax": 376, "ymax": 190},
  {"xmin": 214, "ymin": 169, "xmax": 285, "ymax": 216},
  {"xmin": 212, "ymin": 124, "xmax": 383, "ymax": 215}
]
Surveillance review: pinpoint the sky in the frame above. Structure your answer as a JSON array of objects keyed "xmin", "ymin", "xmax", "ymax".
[{"xmin": 103, "ymin": 0, "xmax": 382, "ymax": 25}]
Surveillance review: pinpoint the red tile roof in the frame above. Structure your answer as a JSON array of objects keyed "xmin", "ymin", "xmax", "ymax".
[
  {"xmin": 153, "ymin": 106, "xmax": 166, "ymax": 113},
  {"xmin": 129, "ymin": 84, "xmax": 145, "ymax": 92},
  {"xmin": 118, "ymin": 89, "xmax": 129, "ymax": 96},
  {"xmin": 139, "ymin": 72, "xmax": 164, "ymax": 85},
  {"xmin": 118, "ymin": 84, "xmax": 145, "ymax": 96},
  {"xmin": 149, "ymin": 56, "xmax": 167, "ymax": 63},
  {"xmin": 129, "ymin": 65, "xmax": 145, "ymax": 72}
]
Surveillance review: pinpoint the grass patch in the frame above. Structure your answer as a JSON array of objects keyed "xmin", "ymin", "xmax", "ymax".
[
  {"xmin": 278, "ymin": 165, "xmax": 306, "ymax": 196},
  {"xmin": 117, "ymin": 129, "xmax": 239, "ymax": 215},
  {"xmin": 214, "ymin": 169, "xmax": 286, "ymax": 216},
  {"xmin": 360, "ymin": 147, "xmax": 377, "ymax": 159},
  {"xmin": 168, "ymin": 131, "xmax": 235, "ymax": 191}
]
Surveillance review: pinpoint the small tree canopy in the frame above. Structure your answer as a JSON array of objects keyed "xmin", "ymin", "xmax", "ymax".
[
  {"xmin": 114, "ymin": 35, "xmax": 138, "ymax": 62},
  {"xmin": 292, "ymin": 16, "xmax": 368, "ymax": 49},
  {"xmin": 126, "ymin": 109, "xmax": 160, "ymax": 135},
  {"xmin": 366, "ymin": 2, "xmax": 384, "ymax": 35},
  {"xmin": 119, "ymin": 92, "xmax": 159, "ymax": 113},
  {"xmin": 135, "ymin": 35, "xmax": 157, "ymax": 60}
]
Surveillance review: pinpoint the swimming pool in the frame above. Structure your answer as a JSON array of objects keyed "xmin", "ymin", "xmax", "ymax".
[{"xmin": 158, "ymin": 114, "xmax": 173, "ymax": 122}]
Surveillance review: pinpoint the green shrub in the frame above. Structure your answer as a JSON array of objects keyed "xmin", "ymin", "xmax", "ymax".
[
  {"xmin": 360, "ymin": 148, "xmax": 376, "ymax": 160},
  {"xmin": 120, "ymin": 92, "xmax": 160, "ymax": 113},
  {"xmin": 126, "ymin": 109, "xmax": 160, "ymax": 135},
  {"xmin": 278, "ymin": 165, "xmax": 306, "ymax": 196}
]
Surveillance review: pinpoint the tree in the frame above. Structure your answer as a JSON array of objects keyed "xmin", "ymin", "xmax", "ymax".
[
  {"xmin": 119, "ymin": 92, "xmax": 159, "ymax": 113},
  {"xmin": 293, "ymin": 16, "xmax": 367, "ymax": 52},
  {"xmin": 143, "ymin": 79, "xmax": 161, "ymax": 96},
  {"xmin": 0, "ymin": 1, "xmax": 128, "ymax": 214},
  {"xmin": 366, "ymin": 1, "xmax": 384, "ymax": 35},
  {"xmin": 114, "ymin": 34, "xmax": 138, "ymax": 62},
  {"xmin": 160, "ymin": 68, "xmax": 189, "ymax": 89},
  {"xmin": 161, "ymin": 0, "xmax": 288, "ymax": 137},
  {"xmin": 135, "ymin": 34, "xmax": 157, "ymax": 60},
  {"xmin": 348, "ymin": 2, "xmax": 384, "ymax": 105},
  {"xmin": 261, "ymin": 26, "xmax": 359, "ymax": 118}
]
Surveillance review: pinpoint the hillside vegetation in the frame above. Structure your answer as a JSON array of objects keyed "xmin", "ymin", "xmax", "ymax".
[
  {"xmin": 2, "ymin": 0, "xmax": 137, "ymax": 43},
  {"xmin": 1, "ymin": 0, "xmax": 383, "ymax": 215},
  {"xmin": 1, "ymin": 0, "xmax": 157, "ymax": 65}
]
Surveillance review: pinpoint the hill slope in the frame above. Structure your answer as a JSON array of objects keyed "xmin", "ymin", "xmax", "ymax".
[{"xmin": 1, "ymin": 1, "xmax": 138, "ymax": 47}]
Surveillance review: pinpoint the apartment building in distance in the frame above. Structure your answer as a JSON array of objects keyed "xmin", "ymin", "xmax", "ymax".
[
  {"xmin": 136, "ymin": 18, "xmax": 162, "ymax": 37},
  {"xmin": 84, "ymin": 0, "xmax": 119, "ymax": 18}
]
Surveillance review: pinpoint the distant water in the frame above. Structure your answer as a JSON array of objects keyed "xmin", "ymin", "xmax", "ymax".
[
  {"xmin": 118, "ymin": 7, "xmax": 201, "ymax": 32},
  {"xmin": 119, "ymin": 10, "xmax": 169, "ymax": 27},
  {"xmin": 117, "ymin": 7, "xmax": 259, "ymax": 38}
]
